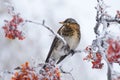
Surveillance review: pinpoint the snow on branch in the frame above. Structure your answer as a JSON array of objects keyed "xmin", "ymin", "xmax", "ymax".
[
  {"xmin": 94, "ymin": 0, "xmax": 120, "ymax": 35},
  {"xmin": 84, "ymin": 0, "xmax": 120, "ymax": 80},
  {"xmin": 2, "ymin": 6, "xmax": 67, "ymax": 45},
  {"xmin": 25, "ymin": 20, "xmax": 67, "ymax": 45}
]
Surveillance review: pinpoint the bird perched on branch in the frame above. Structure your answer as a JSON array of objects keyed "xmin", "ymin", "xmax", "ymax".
[{"xmin": 45, "ymin": 18, "xmax": 81, "ymax": 64}]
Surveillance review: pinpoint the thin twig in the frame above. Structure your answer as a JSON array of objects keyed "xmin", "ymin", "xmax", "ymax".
[
  {"xmin": 59, "ymin": 65, "xmax": 75, "ymax": 80},
  {"xmin": 105, "ymin": 19, "xmax": 120, "ymax": 24},
  {"xmin": 74, "ymin": 50, "xmax": 82, "ymax": 53},
  {"xmin": 25, "ymin": 20, "xmax": 67, "ymax": 45},
  {"xmin": 112, "ymin": 71, "xmax": 120, "ymax": 76},
  {"xmin": 107, "ymin": 63, "xmax": 112, "ymax": 80}
]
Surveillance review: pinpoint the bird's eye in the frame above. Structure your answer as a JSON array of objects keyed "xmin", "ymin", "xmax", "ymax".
[{"xmin": 66, "ymin": 23, "xmax": 70, "ymax": 26}]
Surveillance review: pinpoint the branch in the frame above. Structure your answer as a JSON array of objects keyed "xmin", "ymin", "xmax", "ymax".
[
  {"xmin": 0, "ymin": 70, "xmax": 14, "ymax": 79},
  {"xmin": 59, "ymin": 65, "xmax": 75, "ymax": 80},
  {"xmin": 105, "ymin": 19, "xmax": 120, "ymax": 24},
  {"xmin": 107, "ymin": 63, "xmax": 112, "ymax": 80},
  {"xmin": 25, "ymin": 20, "xmax": 67, "ymax": 45}
]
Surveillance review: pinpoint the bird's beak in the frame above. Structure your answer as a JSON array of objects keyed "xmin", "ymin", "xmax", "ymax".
[{"xmin": 59, "ymin": 21, "xmax": 64, "ymax": 24}]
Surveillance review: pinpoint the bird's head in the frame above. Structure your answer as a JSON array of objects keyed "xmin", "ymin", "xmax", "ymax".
[{"xmin": 59, "ymin": 18, "xmax": 78, "ymax": 26}]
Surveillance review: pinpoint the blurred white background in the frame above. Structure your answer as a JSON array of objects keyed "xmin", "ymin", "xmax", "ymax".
[{"xmin": 0, "ymin": 0, "xmax": 120, "ymax": 80}]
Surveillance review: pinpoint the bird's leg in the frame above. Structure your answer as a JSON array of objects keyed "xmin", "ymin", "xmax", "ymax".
[
  {"xmin": 62, "ymin": 44, "xmax": 70, "ymax": 51},
  {"xmin": 57, "ymin": 50, "xmax": 75, "ymax": 64},
  {"xmin": 57, "ymin": 55, "xmax": 67, "ymax": 64},
  {"xmin": 70, "ymin": 50, "xmax": 75, "ymax": 56}
]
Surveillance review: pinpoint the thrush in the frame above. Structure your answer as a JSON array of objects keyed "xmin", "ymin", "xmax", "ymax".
[{"xmin": 45, "ymin": 18, "xmax": 81, "ymax": 64}]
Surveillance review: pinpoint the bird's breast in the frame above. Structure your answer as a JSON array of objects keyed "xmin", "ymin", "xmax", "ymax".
[
  {"xmin": 64, "ymin": 34, "xmax": 80, "ymax": 50},
  {"xmin": 61, "ymin": 25, "xmax": 80, "ymax": 50}
]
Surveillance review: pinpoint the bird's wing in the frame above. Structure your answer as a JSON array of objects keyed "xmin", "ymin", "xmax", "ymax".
[
  {"xmin": 57, "ymin": 55, "xmax": 67, "ymax": 64},
  {"xmin": 45, "ymin": 36, "xmax": 59, "ymax": 63},
  {"xmin": 57, "ymin": 49, "xmax": 73, "ymax": 64},
  {"xmin": 45, "ymin": 26, "xmax": 64, "ymax": 63}
]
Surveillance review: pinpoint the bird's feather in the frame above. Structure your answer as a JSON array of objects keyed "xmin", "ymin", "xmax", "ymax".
[
  {"xmin": 57, "ymin": 55, "xmax": 67, "ymax": 64},
  {"xmin": 45, "ymin": 36, "xmax": 59, "ymax": 63},
  {"xmin": 45, "ymin": 18, "xmax": 80, "ymax": 64},
  {"xmin": 45, "ymin": 26, "xmax": 64, "ymax": 63}
]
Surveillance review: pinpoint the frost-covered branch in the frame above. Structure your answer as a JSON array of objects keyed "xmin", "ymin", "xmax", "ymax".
[
  {"xmin": 25, "ymin": 20, "xmax": 67, "ymax": 45},
  {"xmin": 84, "ymin": 0, "xmax": 120, "ymax": 80},
  {"xmin": 59, "ymin": 66, "xmax": 75, "ymax": 80},
  {"xmin": 94, "ymin": 0, "xmax": 120, "ymax": 36}
]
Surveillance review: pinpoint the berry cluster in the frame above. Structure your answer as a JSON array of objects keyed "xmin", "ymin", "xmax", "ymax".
[
  {"xmin": 2, "ymin": 14, "xmax": 25, "ymax": 40},
  {"xmin": 11, "ymin": 62, "xmax": 61, "ymax": 80}
]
